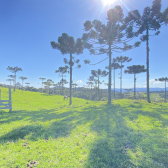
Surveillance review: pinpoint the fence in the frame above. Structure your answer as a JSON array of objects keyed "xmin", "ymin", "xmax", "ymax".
[{"xmin": 0, "ymin": 88, "xmax": 12, "ymax": 112}]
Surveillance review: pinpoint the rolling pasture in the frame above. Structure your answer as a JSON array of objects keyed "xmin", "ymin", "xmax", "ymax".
[{"xmin": 0, "ymin": 87, "xmax": 168, "ymax": 167}]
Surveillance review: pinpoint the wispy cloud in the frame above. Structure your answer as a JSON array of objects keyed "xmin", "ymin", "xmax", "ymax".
[
  {"xmin": 150, "ymin": 79, "xmax": 155, "ymax": 82},
  {"xmin": 153, "ymin": 81, "xmax": 162, "ymax": 85},
  {"xmin": 148, "ymin": 79, "xmax": 162, "ymax": 85}
]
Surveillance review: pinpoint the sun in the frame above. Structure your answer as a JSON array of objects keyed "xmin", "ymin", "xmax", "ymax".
[{"xmin": 102, "ymin": 0, "xmax": 116, "ymax": 6}]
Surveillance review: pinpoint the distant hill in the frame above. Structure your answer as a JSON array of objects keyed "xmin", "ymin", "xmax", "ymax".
[
  {"xmin": 51, "ymin": 86, "xmax": 167, "ymax": 92},
  {"xmin": 104, "ymin": 88, "xmax": 167, "ymax": 92}
]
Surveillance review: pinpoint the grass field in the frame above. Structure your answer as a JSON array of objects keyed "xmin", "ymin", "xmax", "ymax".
[{"xmin": 0, "ymin": 87, "xmax": 168, "ymax": 168}]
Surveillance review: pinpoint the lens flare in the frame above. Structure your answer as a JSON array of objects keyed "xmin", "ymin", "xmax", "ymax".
[{"xmin": 101, "ymin": 0, "xmax": 116, "ymax": 6}]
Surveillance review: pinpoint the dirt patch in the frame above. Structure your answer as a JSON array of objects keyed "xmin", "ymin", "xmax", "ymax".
[
  {"xmin": 27, "ymin": 160, "xmax": 39, "ymax": 167},
  {"xmin": 22, "ymin": 142, "xmax": 29, "ymax": 147}
]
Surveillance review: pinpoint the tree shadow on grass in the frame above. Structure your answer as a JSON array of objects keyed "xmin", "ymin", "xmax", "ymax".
[
  {"xmin": 0, "ymin": 117, "xmax": 74, "ymax": 143},
  {"xmin": 0, "ymin": 102, "xmax": 168, "ymax": 167},
  {"xmin": 0, "ymin": 106, "xmax": 76, "ymax": 124},
  {"xmin": 82, "ymin": 104, "xmax": 134, "ymax": 167},
  {"xmin": 0, "ymin": 125, "xmax": 45, "ymax": 142},
  {"xmin": 82, "ymin": 104, "xmax": 168, "ymax": 168},
  {"xmin": 0, "ymin": 107, "xmax": 79, "ymax": 144}
]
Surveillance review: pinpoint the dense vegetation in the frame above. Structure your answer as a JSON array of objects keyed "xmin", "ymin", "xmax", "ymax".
[{"xmin": 1, "ymin": 83, "xmax": 168, "ymax": 103}]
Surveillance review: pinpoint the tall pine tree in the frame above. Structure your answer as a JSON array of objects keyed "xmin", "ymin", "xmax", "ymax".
[
  {"xmin": 124, "ymin": 65, "xmax": 146, "ymax": 99},
  {"xmin": 51, "ymin": 33, "xmax": 84, "ymax": 105},
  {"xmin": 82, "ymin": 6, "xmax": 140, "ymax": 104},
  {"xmin": 125, "ymin": 0, "xmax": 168, "ymax": 102},
  {"xmin": 155, "ymin": 77, "xmax": 168, "ymax": 102}
]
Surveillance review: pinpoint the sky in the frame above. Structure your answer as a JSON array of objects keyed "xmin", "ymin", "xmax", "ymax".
[{"xmin": 0, "ymin": 0, "xmax": 168, "ymax": 89}]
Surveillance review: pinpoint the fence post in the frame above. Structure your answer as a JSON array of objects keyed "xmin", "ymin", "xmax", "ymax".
[{"xmin": 9, "ymin": 88, "xmax": 12, "ymax": 112}]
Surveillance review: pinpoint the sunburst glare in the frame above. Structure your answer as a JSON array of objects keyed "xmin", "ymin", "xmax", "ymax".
[{"xmin": 101, "ymin": 0, "xmax": 117, "ymax": 6}]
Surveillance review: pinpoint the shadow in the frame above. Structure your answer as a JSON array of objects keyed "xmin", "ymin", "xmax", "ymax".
[
  {"xmin": 83, "ymin": 104, "xmax": 134, "ymax": 167},
  {"xmin": 0, "ymin": 125, "xmax": 44, "ymax": 142},
  {"xmin": 82, "ymin": 103, "xmax": 168, "ymax": 167},
  {"xmin": 0, "ymin": 113, "xmax": 74, "ymax": 143},
  {"xmin": 0, "ymin": 100, "xmax": 168, "ymax": 167}
]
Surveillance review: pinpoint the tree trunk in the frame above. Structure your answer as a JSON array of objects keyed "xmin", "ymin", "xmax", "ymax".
[
  {"xmin": 165, "ymin": 80, "xmax": 166, "ymax": 103},
  {"xmin": 42, "ymin": 80, "xmax": 43, "ymax": 93},
  {"xmin": 98, "ymin": 74, "xmax": 100, "ymax": 100},
  {"xmin": 120, "ymin": 62, "xmax": 122, "ymax": 99},
  {"xmin": 22, "ymin": 80, "xmax": 23, "ymax": 93},
  {"xmin": 14, "ymin": 72, "xmax": 16, "ymax": 91},
  {"xmin": 134, "ymin": 73, "xmax": 136, "ymax": 99},
  {"xmin": 69, "ymin": 53, "xmax": 72, "ymax": 105},
  {"xmin": 62, "ymin": 74, "xmax": 63, "ymax": 95},
  {"xmin": 108, "ymin": 44, "xmax": 112, "ymax": 104},
  {"xmin": 146, "ymin": 28, "xmax": 151, "ymax": 103},
  {"xmin": 114, "ymin": 68, "xmax": 115, "ymax": 99},
  {"xmin": 13, "ymin": 79, "xmax": 14, "ymax": 88},
  {"xmin": 91, "ymin": 84, "xmax": 92, "ymax": 100}
]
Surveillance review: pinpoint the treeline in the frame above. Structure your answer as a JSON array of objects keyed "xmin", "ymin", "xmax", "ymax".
[{"xmin": 1, "ymin": 83, "xmax": 168, "ymax": 102}]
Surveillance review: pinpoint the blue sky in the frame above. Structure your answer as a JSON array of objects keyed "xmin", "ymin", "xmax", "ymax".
[{"xmin": 0, "ymin": 0, "xmax": 168, "ymax": 89}]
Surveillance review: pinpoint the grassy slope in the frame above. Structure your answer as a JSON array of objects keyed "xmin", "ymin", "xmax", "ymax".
[{"xmin": 0, "ymin": 87, "xmax": 168, "ymax": 168}]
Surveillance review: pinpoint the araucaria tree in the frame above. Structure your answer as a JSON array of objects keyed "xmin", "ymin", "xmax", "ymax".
[
  {"xmin": 19, "ymin": 76, "xmax": 28, "ymax": 92},
  {"xmin": 124, "ymin": 65, "xmax": 146, "ymax": 99},
  {"xmin": 57, "ymin": 82, "xmax": 62, "ymax": 94},
  {"xmin": 43, "ymin": 79, "xmax": 54, "ymax": 95},
  {"xmin": 82, "ymin": 6, "xmax": 140, "ymax": 104},
  {"xmin": 86, "ymin": 76, "xmax": 94, "ymax": 99},
  {"xmin": 91, "ymin": 69, "xmax": 107, "ymax": 100},
  {"xmin": 7, "ymin": 66, "xmax": 22, "ymax": 91},
  {"xmin": 105, "ymin": 59, "xmax": 120, "ymax": 99},
  {"xmin": 51, "ymin": 33, "xmax": 84, "ymax": 105},
  {"xmin": 8, "ymin": 75, "xmax": 15, "ymax": 87},
  {"xmin": 52, "ymin": 84, "xmax": 58, "ymax": 94},
  {"xmin": 125, "ymin": 0, "xmax": 168, "ymax": 102},
  {"xmin": 55, "ymin": 66, "xmax": 69, "ymax": 95},
  {"xmin": 124, "ymin": 89, "xmax": 133, "ymax": 96},
  {"xmin": 72, "ymin": 83, "xmax": 78, "ymax": 92},
  {"xmin": 25, "ymin": 82, "xmax": 30, "ymax": 87},
  {"xmin": 114, "ymin": 56, "xmax": 132, "ymax": 98},
  {"xmin": 39, "ymin": 78, "xmax": 46, "ymax": 93},
  {"xmin": 155, "ymin": 77, "xmax": 168, "ymax": 102},
  {"xmin": 6, "ymin": 78, "xmax": 14, "ymax": 86},
  {"xmin": 60, "ymin": 79, "xmax": 68, "ymax": 95},
  {"xmin": 63, "ymin": 57, "xmax": 81, "ymax": 96}
]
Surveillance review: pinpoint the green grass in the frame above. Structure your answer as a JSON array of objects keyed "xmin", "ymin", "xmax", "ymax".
[{"xmin": 0, "ymin": 87, "xmax": 168, "ymax": 168}]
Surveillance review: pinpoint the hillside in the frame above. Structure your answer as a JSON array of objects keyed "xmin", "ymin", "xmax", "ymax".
[{"xmin": 0, "ymin": 87, "xmax": 168, "ymax": 167}]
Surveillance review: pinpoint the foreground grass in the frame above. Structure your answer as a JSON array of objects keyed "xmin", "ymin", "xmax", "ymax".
[{"xmin": 0, "ymin": 87, "xmax": 168, "ymax": 168}]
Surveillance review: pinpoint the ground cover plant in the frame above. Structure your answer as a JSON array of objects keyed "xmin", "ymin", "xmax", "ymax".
[{"xmin": 0, "ymin": 87, "xmax": 168, "ymax": 167}]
